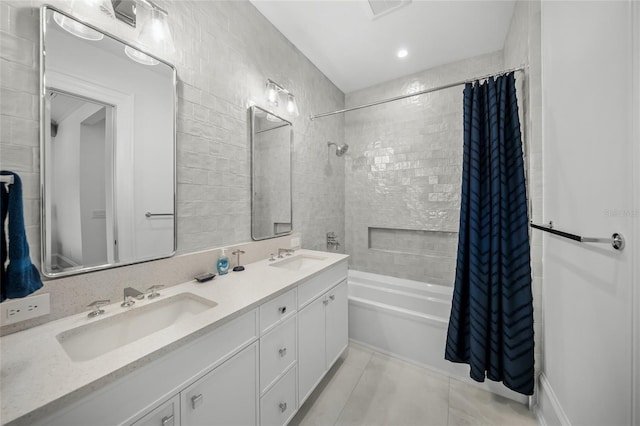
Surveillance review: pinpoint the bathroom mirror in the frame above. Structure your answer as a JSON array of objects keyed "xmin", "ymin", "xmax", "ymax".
[
  {"xmin": 250, "ymin": 106, "xmax": 293, "ymax": 240},
  {"xmin": 40, "ymin": 6, "xmax": 176, "ymax": 277}
]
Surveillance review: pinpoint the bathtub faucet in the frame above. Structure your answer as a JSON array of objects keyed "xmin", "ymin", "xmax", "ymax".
[{"xmin": 327, "ymin": 232, "xmax": 340, "ymax": 250}]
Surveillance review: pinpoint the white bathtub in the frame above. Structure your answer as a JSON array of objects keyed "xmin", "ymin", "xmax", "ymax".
[{"xmin": 348, "ymin": 269, "xmax": 528, "ymax": 403}]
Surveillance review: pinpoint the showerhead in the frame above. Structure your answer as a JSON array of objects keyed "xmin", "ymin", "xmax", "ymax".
[{"xmin": 328, "ymin": 141, "xmax": 349, "ymax": 157}]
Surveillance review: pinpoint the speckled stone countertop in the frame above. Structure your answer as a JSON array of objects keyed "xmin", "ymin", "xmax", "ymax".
[{"xmin": 0, "ymin": 249, "xmax": 349, "ymax": 426}]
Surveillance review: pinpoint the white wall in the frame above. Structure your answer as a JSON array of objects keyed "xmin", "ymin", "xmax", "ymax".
[{"xmin": 540, "ymin": 1, "xmax": 637, "ymax": 424}]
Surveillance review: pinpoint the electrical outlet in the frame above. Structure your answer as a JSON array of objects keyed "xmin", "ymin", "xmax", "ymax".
[{"xmin": 1, "ymin": 293, "xmax": 50, "ymax": 326}]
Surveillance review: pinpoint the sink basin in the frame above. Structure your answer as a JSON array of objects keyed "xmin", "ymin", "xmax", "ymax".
[
  {"xmin": 57, "ymin": 293, "xmax": 217, "ymax": 362},
  {"xmin": 269, "ymin": 254, "xmax": 328, "ymax": 271}
]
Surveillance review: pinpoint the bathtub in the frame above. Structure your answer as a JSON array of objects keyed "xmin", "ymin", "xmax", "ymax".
[{"xmin": 348, "ymin": 269, "xmax": 528, "ymax": 403}]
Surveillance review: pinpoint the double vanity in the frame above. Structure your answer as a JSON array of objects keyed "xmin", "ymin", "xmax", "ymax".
[{"xmin": 0, "ymin": 250, "xmax": 349, "ymax": 426}]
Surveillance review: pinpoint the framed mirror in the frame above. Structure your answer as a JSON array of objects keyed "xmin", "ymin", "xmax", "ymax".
[
  {"xmin": 40, "ymin": 6, "xmax": 176, "ymax": 277},
  {"xmin": 250, "ymin": 106, "xmax": 293, "ymax": 240}
]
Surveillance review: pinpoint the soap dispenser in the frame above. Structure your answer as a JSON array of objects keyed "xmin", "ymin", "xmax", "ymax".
[{"xmin": 217, "ymin": 249, "xmax": 230, "ymax": 275}]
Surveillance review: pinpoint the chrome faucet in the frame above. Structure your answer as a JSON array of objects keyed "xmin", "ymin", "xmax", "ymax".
[
  {"xmin": 122, "ymin": 287, "xmax": 144, "ymax": 307},
  {"xmin": 327, "ymin": 232, "xmax": 340, "ymax": 250},
  {"xmin": 277, "ymin": 248, "xmax": 294, "ymax": 258}
]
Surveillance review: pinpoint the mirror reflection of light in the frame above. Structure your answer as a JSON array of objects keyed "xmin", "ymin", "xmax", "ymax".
[
  {"xmin": 53, "ymin": 12, "xmax": 103, "ymax": 41},
  {"xmin": 124, "ymin": 45, "xmax": 160, "ymax": 66},
  {"xmin": 397, "ymin": 48, "xmax": 408, "ymax": 58}
]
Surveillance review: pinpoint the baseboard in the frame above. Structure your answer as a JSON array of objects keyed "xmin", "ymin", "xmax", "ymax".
[{"xmin": 537, "ymin": 373, "xmax": 571, "ymax": 426}]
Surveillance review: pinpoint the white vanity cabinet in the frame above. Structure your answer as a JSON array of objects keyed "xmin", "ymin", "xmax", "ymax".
[
  {"xmin": 297, "ymin": 262, "xmax": 349, "ymax": 406},
  {"xmin": 131, "ymin": 396, "xmax": 180, "ymax": 426},
  {"xmin": 258, "ymin": 288, "xmax": 298, "ymax": 426},
  {"xmin": 20, "ymin": 256, "xmax": 349, "ymax": 426},
  {"xmin": 180, "ymin": 342, "xmax": 258, "ymax": 426}
]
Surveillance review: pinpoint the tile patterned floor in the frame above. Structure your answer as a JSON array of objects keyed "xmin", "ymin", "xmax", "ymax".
[{"xmin": 290, "ymin": 343, "xmax": 537, "ymax": 426}]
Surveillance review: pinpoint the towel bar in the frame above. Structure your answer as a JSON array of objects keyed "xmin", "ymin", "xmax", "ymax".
[
  {"xmin": 530, "ymin": 221, "xmax": 625, "ymax": 251},
  {"xmin": 145, "ymin": 212, "xmax": 174, "ymax": 218}
]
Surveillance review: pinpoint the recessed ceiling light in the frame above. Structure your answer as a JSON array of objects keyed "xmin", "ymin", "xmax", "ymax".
[{"xmin": 397, "ymin": 49, "xmax": 408, "ymax": 59}]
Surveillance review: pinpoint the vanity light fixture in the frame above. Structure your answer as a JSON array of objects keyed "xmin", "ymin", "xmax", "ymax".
[
  {"xmin": 264, "ymin": 79, "xmax": 300, "ymax": 118},
  {"xmin": 54, "ymin": 0, "xmax": 175, "ymax": 60},
  {"xmin": 137, "ymin": 1, "xmax": 175, "ymax": 55},
  {"xmin": 53, "ymin": 11, "xmax": 105, "ymax": 40},
  {"xmin": 124, "ymin": 45, "xmax": 160, "ymax": 65}
]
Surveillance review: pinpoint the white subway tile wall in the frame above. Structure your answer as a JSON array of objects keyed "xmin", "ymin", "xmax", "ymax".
[
  {"xmin": 344, "ymin": 50, "xmax": 505, "ymax": 285},
  {"xmin": 0, "ymin": 0, "xmax": 344, "ymax": 334}
]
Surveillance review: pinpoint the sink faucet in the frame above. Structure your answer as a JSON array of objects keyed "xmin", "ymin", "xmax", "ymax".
[
  {"xmin": 277, "ymin": 248, "xmax": 294, "ymax": 258},
  {"xmin": 327, "ymin": 232, "xmax": 340, "ymax": 250},
  {"xmin": 122, "ymin": 287, "xmax": 144, "ymax": 307}
]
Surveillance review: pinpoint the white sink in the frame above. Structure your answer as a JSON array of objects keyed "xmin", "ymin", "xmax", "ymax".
[
  {"xmin": 269, "ymin": 254, "xmax": 328, "ymax": 271},
  {"xmin": 57, "ymin": 293, "xmax": 217, "ymax": 362}
]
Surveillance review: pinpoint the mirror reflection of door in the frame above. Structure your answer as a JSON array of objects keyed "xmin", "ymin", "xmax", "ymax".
[{"xmin": 47, "ymin": 90, "xmax": 115, "ymax": 271}]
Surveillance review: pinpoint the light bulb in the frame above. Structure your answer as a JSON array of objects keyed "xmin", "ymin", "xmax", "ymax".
[
  {"xmin": 266, "ymin": 81, "xmax": 279, "ymax": 107},
  {"xmin": 138, "ymin": 6, "xmax": 175, "ymax": 55},
  {"xmin": 285, "ymin": 93, "xmax": 299, "ymax": 118}
]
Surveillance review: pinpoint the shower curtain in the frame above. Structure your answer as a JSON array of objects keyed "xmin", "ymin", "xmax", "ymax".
[{"xmin": 444, "ymin": 72, "xmax": 534, "ymax": 395}]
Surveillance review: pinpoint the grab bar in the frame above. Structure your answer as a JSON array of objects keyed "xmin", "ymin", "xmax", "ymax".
[
  {"xmin": 145, "ymin": 212, "xmax": 174, "ymax": 218},
  {"xmin": 530, "ymin": 221, "xmax": 625, "ymax": 251}
]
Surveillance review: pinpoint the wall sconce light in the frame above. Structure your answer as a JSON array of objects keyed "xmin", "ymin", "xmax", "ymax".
[
  {"xmin": 54, "ymin": 0, "xmax": 175, "ymax": 64},
  {"xmin": 264, "ymin": 79, "xmax": 300, "ymax": 118}
]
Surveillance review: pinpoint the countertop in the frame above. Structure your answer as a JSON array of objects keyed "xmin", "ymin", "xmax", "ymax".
[{"xmin": 0, "ymin": 249, "xmax": 349, "ymax": 425}]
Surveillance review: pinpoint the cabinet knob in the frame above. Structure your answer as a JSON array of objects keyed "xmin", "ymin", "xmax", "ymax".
[
  {"xmin": 323, "ymin": 299, "xmax": 329, "ymax": 305},
  {"xmin": 279, "ymin": 347, "xmax": 287, "ymax": 357},
  {"xmin": 191, "ymin": 393, "xmax": 203, "ymax": 409},
  {"xmin": 279, "ymin": 402, "xmax": 287, "ymax": 412},
  {"xmin": 329, "ymin": 295, "xmax": 335, "ymax": 301},
  {"xmin": 161, "ymin": 415, "xmax": 175, "ymax": 426},
  {"xmin": 278, "ymin": 306, "xmax": 287, "ymax": 314}
]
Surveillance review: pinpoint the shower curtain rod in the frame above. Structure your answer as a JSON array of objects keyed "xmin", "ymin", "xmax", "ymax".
[{"xmin": 310, "ymin": 65, "xmax": 526, "ymax": 120}]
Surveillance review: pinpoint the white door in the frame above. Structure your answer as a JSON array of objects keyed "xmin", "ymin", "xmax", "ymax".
[
  {"xmin": 180, "ymin": 343, "xmax": 258, "ymax": 426},
  {"xmin": 297, "ymin": 296, "xmax": 326, "ymax": 405},
  {"xmin": 541, "ymin": 1, "xmax": 637, "ymax": 424},
  {"xmin": 325, "ymin": 280, "xmax": 348, "ymax": 367}
]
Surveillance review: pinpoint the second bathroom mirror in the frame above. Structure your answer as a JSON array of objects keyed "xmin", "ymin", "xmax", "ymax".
[{"xmin": 250, "ymin": 106, "xmax": 293, "ymax": 240}]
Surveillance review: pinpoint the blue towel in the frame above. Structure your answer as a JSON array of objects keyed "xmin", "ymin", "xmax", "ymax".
[{"xmin": 1, "ymin": 171, "xmax": 43, "ymax": 302}]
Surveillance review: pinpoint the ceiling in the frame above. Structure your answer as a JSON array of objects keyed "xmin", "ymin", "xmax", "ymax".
[{"xmin": 250, "ymin": 0, "xmax": 517, "ymax": 93}]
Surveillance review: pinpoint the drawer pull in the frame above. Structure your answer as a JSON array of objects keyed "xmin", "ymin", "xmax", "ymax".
[
  {"xmin": 279, "ymin": 402, "xmax": 287, "ymax": 412},
  {"xmin": 191, "ymin": 394, "xmax": 203, "ymax": 409},
  {"xmin": 161, "ymin": 415, "xmax": 175, "ymax": 426},
  {"xmin": 278, "ymin": 306, "xmax": 287, "ymax": 314},
  {"xmin": 329, "ymin": 294, "xmax": 335, "ymax": 301},
  {"xmin": 279, "ymin": 347, "xmax": 287, "ymax": 357}
]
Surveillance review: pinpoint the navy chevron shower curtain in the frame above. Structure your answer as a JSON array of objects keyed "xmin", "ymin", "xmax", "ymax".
[{"xmin": 444, "ymin": 73, "xmax": 534, "ymax": 395}]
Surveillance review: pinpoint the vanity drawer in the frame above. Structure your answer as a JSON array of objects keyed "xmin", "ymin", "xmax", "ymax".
[
  {"xmin": 260, "ymin": 315, "xmax": 297, "ymax": 394},
  {"xmin": 297, "ymin": 261, "xmax": 348, "ymax": 308},
  {"xmin": 260, "ymin": 365, "xmax": 297, "ymax": 426},
  {"xmin": 260, "ymin": 288, "xmax": 296, "ymax": 334}
]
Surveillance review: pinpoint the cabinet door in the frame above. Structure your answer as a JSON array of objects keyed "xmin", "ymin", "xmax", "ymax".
[
  {"xmin": 297, "ymin": 296, "xmax": 326, "ymax": 405},
  {"xmin": 131, "ymin": 395, "xmax": 180, "ymax": 426},
  {"xmin": 181, "ymin": 342, "xmax": 258, "ymax": 426},
  {"xmin": 325, "ymin": 280, "xmax": 348, "ymax": 368}
]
